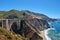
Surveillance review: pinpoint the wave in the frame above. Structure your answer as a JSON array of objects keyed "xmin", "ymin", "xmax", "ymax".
[{"xmin": 44, "ymin": 28, "xmax": 55, "ymax": 40}]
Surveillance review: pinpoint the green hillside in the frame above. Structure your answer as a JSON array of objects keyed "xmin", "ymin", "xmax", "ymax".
[
  {"xmin": 0, "ymin": 9, "xmax": 49, "ymax": 19},
  {"xmin": 0, "ymin": 9, "xmax": 57, "ymax": 22}
]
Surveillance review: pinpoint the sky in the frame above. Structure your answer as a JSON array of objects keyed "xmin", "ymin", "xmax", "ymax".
[{"xmin": 0, "ymin": 0, "xmax": 60, "ymax": 18}]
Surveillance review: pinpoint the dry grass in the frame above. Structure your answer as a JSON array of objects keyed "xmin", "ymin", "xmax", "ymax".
[{"xmin": 0, "ymin": 27, "xmax": 28, "ymax": 40}]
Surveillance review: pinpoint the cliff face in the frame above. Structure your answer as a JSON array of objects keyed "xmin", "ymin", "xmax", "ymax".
[
  {"xmin": 10, "ymin": 18, "xmax": 50, "ymax": 40},
  {"xmin": 22, "ymin": 18, "xmax": 50, "ymax": 40},
  {"xmin": 25, "ymin": 18, "xmax": 50, "ymax": 31}
]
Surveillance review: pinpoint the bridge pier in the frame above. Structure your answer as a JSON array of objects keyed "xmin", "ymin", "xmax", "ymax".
[
  {"xmin": 2, "ymin": 20, "xmax": 6, "ymax": 29},
  {"xmin": 6, "ymin": 19, "xmax": 10, "ymax": 30},
  {"xmin": 2, "ymin": 19, "xmax": 10, "ymax": 30},
  {"xmin": 1, "ymin": 19, "xmax": 21, "ymax": 31}
]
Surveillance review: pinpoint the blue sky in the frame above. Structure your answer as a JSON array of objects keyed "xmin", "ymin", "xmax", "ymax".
[{"xmin": 0, "ymin": 0, "xmax": 60, "ymax": 18}]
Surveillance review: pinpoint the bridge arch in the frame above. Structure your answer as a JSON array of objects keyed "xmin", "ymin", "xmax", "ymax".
[{"xmin": 10, "ymin": 22, "xmax": 18, "ymax": 33}]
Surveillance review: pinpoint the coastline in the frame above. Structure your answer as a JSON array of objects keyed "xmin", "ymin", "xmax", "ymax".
[
  {"xmin": 40, "ymin": 30, "xmax": 46, "ymax": 40},
  {"xmin": 44, "ymin": 28, "xmax": 51, "ymax": 40},
  {"xmin": 44, "ymin": 28, "xmax": 55, "ymax": 40},
  {"xmin": 40, "ymin": 28, "xmax": 55, "ymax": 40}
]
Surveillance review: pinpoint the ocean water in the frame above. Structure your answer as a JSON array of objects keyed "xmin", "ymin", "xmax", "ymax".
[{"xmin": 47, "ymin": 21, "xmax": 60, "ymax": 40}]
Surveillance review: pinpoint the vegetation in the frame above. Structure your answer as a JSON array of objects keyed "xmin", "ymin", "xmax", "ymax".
[
  {"xmin": 0, "ymin": 27, "xmax": 28, "ymax": 40},
  {"xmin": 0, "ymin": 9, "xmax": 57, "ymax": 40},
  {"xmin": 0, "ymin": 9, "xmax": 49, "ymax": 19},
  {"xmin": 0, "ymin": 9, "xmax": 58, "ymax": 22}
]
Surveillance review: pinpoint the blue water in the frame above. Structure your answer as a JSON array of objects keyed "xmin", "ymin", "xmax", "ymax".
[{"xmin": 47, "ymin": 21, "xmax": 60, "ymax": 40}]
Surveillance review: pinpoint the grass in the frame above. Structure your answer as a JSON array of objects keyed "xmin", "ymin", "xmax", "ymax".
[{"xmin": 0, "ymin": 27, "xmax": 28, "ymax": 40}]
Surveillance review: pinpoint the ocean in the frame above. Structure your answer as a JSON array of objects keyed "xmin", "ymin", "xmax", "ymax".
[{"xmin": 45, "ymin": 21, "xmax": 60, "ymax": 40}]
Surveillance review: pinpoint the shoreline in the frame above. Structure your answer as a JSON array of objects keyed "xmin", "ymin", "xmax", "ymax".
[
  {"xmin": 44, "ymin": 28, "xmax": 55, "ymax": 40},
  {"xmin": 44, "ymin": 28, "xmax": 51, "ymax": 40},
  {"xmin": 40, "ymin": 30, "xmax": 46, "ymax": 40},
  {"xmin": 40, "ymin": 28, "xmax": 54, "ymax": 40}
]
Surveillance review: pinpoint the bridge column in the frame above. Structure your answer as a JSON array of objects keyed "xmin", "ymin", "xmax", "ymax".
[
  {"xmin": 18, "ymin": 20, "xmax": 20, "ymax": 29},
  {"xmin": 2, "ymin": 20, "xmax": 3, "ymax": 28},
  {"xmin": 6, "ymin": 19, "xmax": 10, "ymax": 31},
  {"xmin": 2, "ymin": 19, "xmax": 6, "ymax": 28},
  {"xmin": 2, "ymin": 19, "xmax": 10, "ymax": 31}
]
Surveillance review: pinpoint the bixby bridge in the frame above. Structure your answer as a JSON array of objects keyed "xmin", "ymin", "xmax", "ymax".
[{"xmin": 0, "ymin": 19, "xmax": 21, "ymax": 31}]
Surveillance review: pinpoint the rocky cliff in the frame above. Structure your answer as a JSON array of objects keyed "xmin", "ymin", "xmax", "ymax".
[{"xmin": 10, "ymin": 17, "xmax": 50, "ymax": 40}]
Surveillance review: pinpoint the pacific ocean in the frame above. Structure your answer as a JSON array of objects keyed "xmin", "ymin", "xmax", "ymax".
[{"xmin": 47, "ymin": 21, "xmax": 60, "ymax": 40}]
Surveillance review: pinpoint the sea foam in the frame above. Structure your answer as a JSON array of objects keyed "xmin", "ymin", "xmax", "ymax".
[{"xmin": 44, "ymin": 28, "xmax": 55, "ymax": 40}]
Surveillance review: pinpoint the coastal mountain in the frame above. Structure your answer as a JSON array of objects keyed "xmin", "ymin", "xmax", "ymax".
[
  {"xmin": 0, "ymin": 9, "xmax": 57, "ymax": 40},
  {"xmin": 0, "ymin": 9, "xmax": 57, "ymax": 21}
]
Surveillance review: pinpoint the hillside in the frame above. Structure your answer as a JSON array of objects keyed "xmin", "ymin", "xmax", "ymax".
[
  {"xmin": 0, "ymin": 9, "xmax": 57, "ymax": 21},
  {"xmin": 0, "ymin": 17, "xmax": 51, "ymax": 40},
  {"xmin": 0, "ymin": 27, "xmax": 28, "ymax": 40},
  {"xmin": 0, "ymin": 10, "xmax": 54, "ymax": 40}
]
